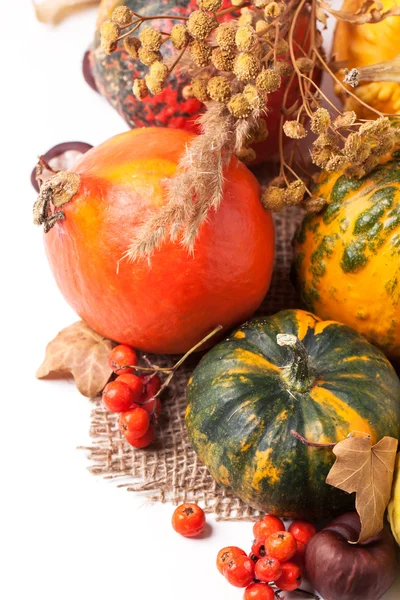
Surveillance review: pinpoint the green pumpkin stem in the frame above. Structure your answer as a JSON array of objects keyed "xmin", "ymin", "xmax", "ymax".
[{"xmin": 277, "ymin": 333, "xmax": 316, "ymax": 393}]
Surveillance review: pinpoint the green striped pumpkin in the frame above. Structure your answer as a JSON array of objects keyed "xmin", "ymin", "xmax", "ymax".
[{"xmin": 185, "ymin": 309, "xmax": 400, "ymax": 518}]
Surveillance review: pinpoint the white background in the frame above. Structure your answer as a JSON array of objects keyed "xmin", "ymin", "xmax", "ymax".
[{"xmin": 1, "ymin": 2, "xmax": 399, "ymax": 599}]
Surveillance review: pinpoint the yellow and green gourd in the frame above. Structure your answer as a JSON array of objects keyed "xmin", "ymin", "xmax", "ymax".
[{"xmin": 185, "ymin": 309, "xmax": 400, "ymax": 518}]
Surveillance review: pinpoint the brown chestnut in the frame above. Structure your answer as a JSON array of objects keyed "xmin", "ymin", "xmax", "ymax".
[
  {"xmin": 31, "ymin": 142, "xmax": 93, "ymax": 192},
  {"xmin": 305, "ymin": 512, "xmax": 399, "ymax": 600}
]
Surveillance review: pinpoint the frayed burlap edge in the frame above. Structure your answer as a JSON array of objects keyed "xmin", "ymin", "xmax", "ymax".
[{"xmin": 82, "ymin": 207, "xmax": 303, "ymax": 520}]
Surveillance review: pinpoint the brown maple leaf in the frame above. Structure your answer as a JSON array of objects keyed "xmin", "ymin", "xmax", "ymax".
[
  {"xmin": 326, "ymin": 435, "xmax": 398, "ymax": 543},
  {"xmin": 36, "ymin": 321, "xmax": 114, "ymax": 397}
]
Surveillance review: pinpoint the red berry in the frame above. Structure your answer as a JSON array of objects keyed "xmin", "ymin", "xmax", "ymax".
[
  {"xmin": 243, "ymin": 583, "xmax": 275, "ymax": 600},
  {"xmin": 142, "ymin": 396, "xmax": 162, "ymax": 417},
  {"xmin": 108, "ymin": 345, "xmax": 137, "ymax": 374},
  {"xmin": 264, "ymin": 531, "xmax": 297, "ymax": 562},
  {"xmin": 253, "ymin": 515, "xmax": 285, "ymax": 540},
  {"xmin": 223, "ymin": 555, "xmax": 255, "ymax": 588},
  {"xmin": 119, "ymin": 407, "xmax": 151, "ymax": 439},
  {"xmin": 115, "ymin": 373, "xmax": 144, "ymax": 401},
  {"xmin": 254, "ymin": 556, "xmax": 282, "ymax": 583},
  {"xmin": 102, "ymin": 381, "xmax": 134, "ymax": 413},
  {"xmin": 251, "ymin": 539, "xmax": 267, "ymax": 559},
  {"xmin": 123, "ymin": 424, "xmax": 155, "ymax": 448},
  {"xmin": 274, "ymin": 561, "xmax": 302, "ymax": 592},
  {"xmin": 289, "ymin": 520, "xmax": 317, "ymax": 545},
  {"xmin": 217, "ymin": 547, "xmax": 247, "ymax": 575},
  {"xmin": 172, "ymin": 503, "xmax": 206, "ymax": 537},
  {"xmin": 144, "ymin": 374, "xmax": 162, "ymax": 397},
  {"xmin": 291, "ymin": 541, "xmax": 306, "ymax": 576}
]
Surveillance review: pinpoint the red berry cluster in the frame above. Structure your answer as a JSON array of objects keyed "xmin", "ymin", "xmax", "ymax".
[
  {"xmin": 217, "ymin": 515, "xmax": 317, "ymax": 598},
  {"xmin": 102, "ymin": 344, "xmax": 163, "ymax": 448}
]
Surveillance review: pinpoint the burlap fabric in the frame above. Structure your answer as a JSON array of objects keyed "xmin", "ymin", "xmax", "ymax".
[{"xmin": 84, "ymin": 207, "xmax": 303, "ymax": 520}]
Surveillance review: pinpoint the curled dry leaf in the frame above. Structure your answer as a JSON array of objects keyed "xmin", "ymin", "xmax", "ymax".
[
  {"xmin": 326, "ymin": 435, "xmax": 398, "ymax": 544},
  {"xmin": 33, "ymin": 0, "xmax": 100, "ymax": 24},
  {"xmin": 36, "ymin": 321, "xmax": 113, "ymax": 397},
  {"xmin": 319, "ymin": 0, "xmax": 400, "ymax": 24}
]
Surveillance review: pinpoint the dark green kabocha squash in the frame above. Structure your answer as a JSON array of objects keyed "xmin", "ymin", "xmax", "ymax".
[{"xmin": 185, "ymin": 309, "xmax": 400, "ymax": 518}]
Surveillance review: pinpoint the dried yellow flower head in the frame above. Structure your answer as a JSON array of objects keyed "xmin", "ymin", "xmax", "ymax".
[
  {"xmin": 359, "ymin": 116, "xmax": 391, "ymax": 137},
  {"xmin": 362, "ymin": 155, "xmax": 380, "ymax": 173},
  {"xmin": 139, "ymin": 27, "xmax": 163, "ymax": 51},
  {"xmin": 283, "ymin": 121, "xmax": 307, "ymax": 139},
  {"xmin": 236, "ymin": 147, "xmax": 257, "ymax": 163},
  {"xmin": 243, "ymin": 84, "xmax": 266, "ymax": 110},
  {"xmin": 250, "ymin": 119, "xmax": 269, "ymax": 143},
  {"xmin": 314, "ymin": 133, "xmax": 339, "ymax": 150},
  {"xmin": 371, "ymin": 133, "xmax": 395, "ymax": 156},
  {"xmin": 197, "ymin": 0, "xmax": 222, "ymax": 10},
  {"xmin": 256, "ymin": 69, "xmax": 281, "ymax": 93},
  {"xmin": 234, "ymin": 53, "xmax": 261, "ymax": 82},
  {"xmin": 275, "ymin": 39, "xmax": 289, "ymax": 55},
  {"xmin": 100, "ymin": 20, "xmax": 120, "ymax": 54},
  {"xmin": 283, "ymin": 180, "xmax": 306, "ymax": 205},
  {"xmin": 182, "ymin": 84, "xmax": 194, "ymax": 99},
  {"xmin": 215, "ymin": 22, "xmax": 237, "ymax": 51},
  {"xmin": 132, "ymin": 79, "xmax": 148, "ymax": 100},
  {"xmin": 296, "ymin": 57, "xmax": 314, "ymax": 74},
  {"xmin": 171, "ymin": 24, "xmax": 189, "ymax": 50},
  {"xmin": 238, "ymin": 8, "xmax": 255, "ymax": 26},
  {"xmin": 324, "ymin": 154, "xmax": 347, "ymax": 172},
  {"xmin": 262, "ymin": 186, "xmax": 285, "ymax": 211},
  {"xmin": 264, "ymin": 2, "xmax": 281, "ymax": 19},
  {"xmin": 275, "ymin": 60, "xmax": 293, "ymax": 76},
  {"xmin": 345, "ymin": 164, "xmax": 366, "ymax": 179},
  {"xmin": 231, "ymin": 0, "xmax": 244, "ymax": 5},
  {"xmin": 138, "ymin": 47, "xmax": 162, "ymax": 66},
  {"xmin": 227, "ymin": 93, "xmax": 252, "ymax": 118},
  {"xmin": 311, "ymin": 146, "xmax": 332, "ymax": 168},
  {"xmin": 333, "ymin": 111, "xmax": 357, "ymax": 129},
  {"xmin": 344, "ymin": 133, "xmax": 370, "ymax": 162},
  {"xmin": 255, "ymin": 20, "xmax": 269, "ymax": 35},
  {"xmin": 111, "ymin": 6, "xmax": 133, "ymax": 26},
  {"xmin": 124, "ymin": 36, "xmax": 141, "ymax": 59},
  {"xmin": 187, "ymin": 11, "xmax": 215, "ymax": 40},
  {"xmin": 192, "ymin": 78, "xmax": 210, "ymax": 102},
  {"xmin": 235, "ymin": 25, "xmax": 257, "ymax": 52},
  {"xmin": 212, "ymin": 48, "xmax": 235, "ymax": 71},
  {"xmin": 304, "ymin": 196, "xmax": 327, "ymax": 214},
  {"xmin": 145, "ymin": 74, "xmax": 164, "ymax": 95},
  {"xmin": 149, "ymin": 61, "xmax": 169, "ymax": 82},
  {"xmin": 190, "ymin": 40, "xmax": 212, "ymax": 67},
  {"xmin": 254, "ymin": 0, "xmax": 269, "ymax": 7},
  {"xmin": 310, "ymin": 108, "xmax": 331, "ymax": 134},
  {"xmin": 207, "ymin": 76, "xmax": 232, "ymax": 102}
]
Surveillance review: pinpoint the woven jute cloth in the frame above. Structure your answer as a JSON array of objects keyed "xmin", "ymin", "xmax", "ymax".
[{"xmin": 84, "ymin": 207, "xmax": 303, "ymax": 520}]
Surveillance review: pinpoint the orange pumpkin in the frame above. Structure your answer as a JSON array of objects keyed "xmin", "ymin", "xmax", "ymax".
[{"xmin": 40, "ymin": 128, "xmax": 275, "ymax": 354}]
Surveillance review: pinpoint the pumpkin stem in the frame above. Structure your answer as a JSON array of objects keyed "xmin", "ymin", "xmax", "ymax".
[
  {"xmin": 33, "ymin": 171, "xmax": 81, "ymax": 232},
  {"xmin": 277, "ymin": 333, "xmax": 316, "ymax": 393}
]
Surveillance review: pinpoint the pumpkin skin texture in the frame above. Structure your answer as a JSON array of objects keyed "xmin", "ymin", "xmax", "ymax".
[
  {"xmin": 332, "ymin": 0, "xmax": 400, "ymax": 118},
  {"xmin": 292, "ymin": 154, "xmax": 400, "ymax": 360},
  {"xmin": 185, "ymin": 309, "xmax": 400, "ymax": 518},
  {"xmin": 42, "ymin": 128, "xmax": 275, "ymax": 354}
]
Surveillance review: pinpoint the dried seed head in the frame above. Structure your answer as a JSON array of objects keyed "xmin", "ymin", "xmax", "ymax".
[
  {"xmin": 262, "ymin": 186, "xmax": 285, "ymax": 211},
  {"xmin": 111, "ymin": 6, "xmax": 133, "ymax": 26},
  {"xmin": 296, "ymin": 57, "xmax": 314, "ymax": 74},
  {"xmin": 212, "ymin": 47, "xmax": 235, "ymax": 71},
  {"xmin": 207, "ymin": 76, "xmax": 232, "ymax": 102},
  {"xmin": 197, "ymin": 0, "xmax": 223, "ymax": 10},
  {"xmin": 124, "ymin": 36, "xmax": 141, "ymax": 59},
  {"xmin": 139, "ymin": 27, "xmax": 163, "ymax": 51},
  {"xmin": 314, "ymin": 133, "xmax": 339, "ymax": 150},
  {"xmin": 310, "ymin": 108, "xmax": 331, "ymax": 134},
  {"xmin": 371, "ymin": 132, "xmax": 395, "ymax": 156},
  {"xmin": 149, "ymin": 60, "xmax": 169, "ymax": 82},
  {"xmin": 236, "ymin": 147, "xmax": 257, "ymax": 163},
  {"xmin": 324, "ymin": 154, "xmax": 347, "ymax": 172},
  {"xmin": 138, "ymin": 47, "xmax": 162, "ymax": 66},
  {"xmin": 362, "ymin": 155, "xmax": 380, "ymax": 173},
  {"xmin": 234, "ymin": 53, "xmax": 261, "ymax": 82},
  {"xmin": 171, "ymin": 24, "xmax": 189, "ymax": 50},
  {"xmin": 243, "ymin": 84, "xmax": 266, "ymax": 110},
  {"xmin": 231, "ymin": 0, "xmax": 244, "ymax": 5},
  {"xmin": 238, "ymin": 8, "xmax": 255, "ymax": 26},
  {"xmin": 190, "ymin": 40, "xmax": 212, "ymax": 67},
  {"xmin": 132, "ymin": 79, "xmax": 148, "ymax": 100},
  {"xmin": 145, "ymin": 74, "xmax": 164, "ymax": 95},
  {"xmin": 283, "ymin": 120, "xmax": 307, "ymax": 139},
  {"xmin": 215, "ymin": 22, "xmax": 237, "ymax": 51},
  {"xmin": 187, "ymin": 11, "xmax": 215, "ymax": 40},
  {"xmin": 304, "ymin": 196, "xmax": 326, "ymax": 214},
  {"xmin": 311, "ymin": 146, "xmax": 332, "ymax": 168},
  {"xmin": 100, "ymin": 20, "xmax": 120, "ymax": 54},
  {"xmin": 182, "ymin": 84, "xmax": 194, "ymax": 99},
  {"xmin": 235, "ymin": 25, "xmax": 257, "ymax": 51},
  {"xmin": 275, "ymin": 39, "xmax": 289, "ymax": 55},
  {"xmin": 345, "ymin": 164, "xmax": 366, "ymax": 179},
  {"xmin": 256, "ymin": 69, "xmax": 281, "ymax": 93},
  {"xmin": 283, "ymin": 180, "xmax": 306, "ymax": 205},
  {"xmin": 333, "ymin": 111, "xmax": 357, "ymax": 129},
  {"xmin": 359, "ymin": 116, "xmax": 391, "ymax": 137},
  {"xmin": 275, "ymin": 60, "xmax": 293, "ymax": 77},
  {"xmin": 344, "ymin": 133, "xmax": 369, "ymax": 162},
  {"xmin": 192, "ymin": 78, "xmax": 210, "ymax": 102},
  {"xmin": 227, "ymin": 93, "xmax": 252, "ymax": 118},
  {"xmin": 264, "ymin": 2, "xmax": 281, "ymax": 19},
  {"xmin": 255, "ymin": 20, "xmax": 269, "ymax": 35},
  {"xmin": 254, "ymin": 0, "xmax": 269, "ymax": 7},
  {"xmin": 251, "ymin": 119, "xmax": 269, "ymax": 143}
]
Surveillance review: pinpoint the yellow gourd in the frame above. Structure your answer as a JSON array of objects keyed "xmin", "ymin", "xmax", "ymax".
[
  {"xmin": 332, "ymin": 0, "xmax": 400, "ymax": 118},
  {"xmin": 388, "ymin": 453, "xmax": 400, "ymax": 545}
]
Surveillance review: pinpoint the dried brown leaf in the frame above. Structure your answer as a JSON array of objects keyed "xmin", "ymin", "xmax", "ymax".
[
  {"xmin": 326, "ymin": 435, "xmax": 398, "ymax": 543},
  {"xmin": 33, "ymin": 0, "xmax": 100, "ymax": 24},
  {"xmin": 319, "ymin": 0, "xmax": 400, "ymax": 24},
  {"xmin": 36, "ymin": 321, "xmax": 113, "ymax": 397}
]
